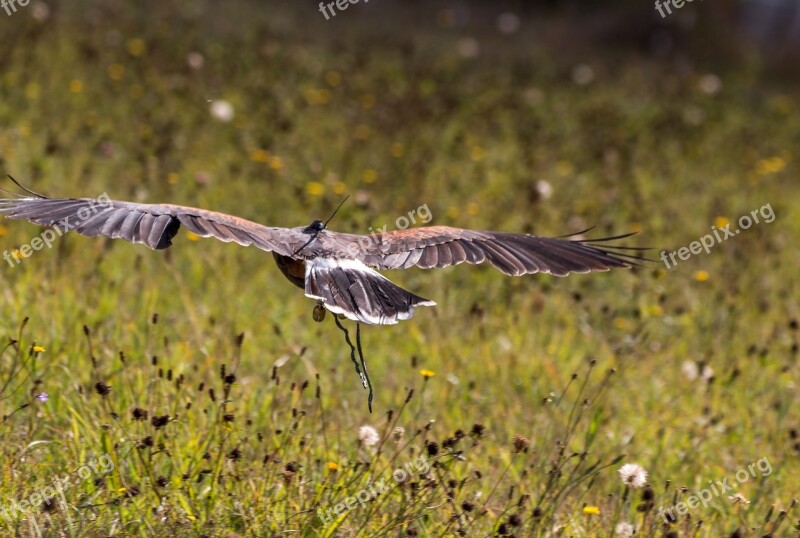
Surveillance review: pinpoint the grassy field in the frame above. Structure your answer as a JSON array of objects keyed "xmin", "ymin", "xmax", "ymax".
[{"xmin": 0, "ymin": 1, "xmax": 798, "ymax": 536}]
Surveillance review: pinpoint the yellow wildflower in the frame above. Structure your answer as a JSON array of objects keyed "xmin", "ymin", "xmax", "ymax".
[
  {"xmin": 306, "ymin": 182, "xmax": 325, "ymax": 196},
  {"xmin": 126, "ymin": 38, "xmax": 146, "ymax": 57},
  {"xmin": 694, "ymin": 270, "xmax": 710, "ymax": 282},
  {"xmin": 362, "ymin": 169, "xmax": 378, "ymax": 183}
]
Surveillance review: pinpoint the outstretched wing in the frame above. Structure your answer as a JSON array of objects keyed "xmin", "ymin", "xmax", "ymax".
[
  {"xmin": 0, "ymin": 192, "xmax": 303, "ymax": 256},
  {"xmin": 346, "ymin": 226, "xmax": 648, "ymax": 277}
]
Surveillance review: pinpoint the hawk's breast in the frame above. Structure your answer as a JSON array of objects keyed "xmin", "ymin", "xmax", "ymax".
[{"xmin": 272, "ymin": 253, "xmax": 306, "ymax": 288}]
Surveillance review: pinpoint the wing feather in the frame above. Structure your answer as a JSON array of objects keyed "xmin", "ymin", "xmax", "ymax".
[
  {"xmin": 0, "ymin": 196, "xmax": 302, "ymax": 255},
  {"xmin": 100, "ymin": 208, "xmax": 133, "ymax": 237},
  {"xmin": 447, "ymin": 241, "xmax": 468, "ymax": 265},
  {"xmin": 435, "ymin": 242, "xmax": 453, "ymax": 268},
  {"xmin": 349, "ymin": 225, "xmax": 646, "ymax": 277},
  {"xmin": 118, "ymin": 211, "xmax": 145, "ymax": 242}
]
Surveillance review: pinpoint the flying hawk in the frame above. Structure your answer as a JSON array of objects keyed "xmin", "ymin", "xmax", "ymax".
[{"xmin": 0, "ymin": 182, "xmax": 646, "ymax": 325}]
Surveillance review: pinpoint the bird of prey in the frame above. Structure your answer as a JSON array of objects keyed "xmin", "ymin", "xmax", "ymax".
[
  {"xmin": 0, "ymin": 181, "xmax": 645, "ymax": 325},
  {"xmin": 0, "ymin": 179, "xmax": 646, "ymax": 410}
]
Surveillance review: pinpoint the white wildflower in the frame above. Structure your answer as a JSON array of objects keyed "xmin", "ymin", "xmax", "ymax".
[
  {"xmin": 456, "ymin": 38, "xmax": 479, "ymax": 59},
  {"xmin": 31, "ymin": 1, "xmax": 50, "ymax": 21},
  {"xmin": 681, "ymin": 360, "xmax": 699, "ymax": 381},
  {"xmin": 209, "ymin": 99, "xmax": 234, "ymax": 122},
  {"xmin": 358, "ymin": 425, "xmax": 380, "ymax": 447},
  {"xmin": 496, "ymin": 12, "xmax": 520, "ymax": 35},
  {"xmin": 618, "ymin": 463, "xmax": 648, "ymax": 488},
  {"xmin": 615, "ymin": 521, "xmax": 636, "ymax": 536},
  {"xmin": 572, "ymin": 64, "xmax": 595, "ymax": 85},
  {"xmin": 535, "ymin": 180, "xmax": 553, "ymax": 200},
  {"xmin": 698, "ymin": 74, "xmax": 722, "ymax": 95},
  {"xmin": 187, "ymin": 52, "xmax": 205, "ymax": 70}
]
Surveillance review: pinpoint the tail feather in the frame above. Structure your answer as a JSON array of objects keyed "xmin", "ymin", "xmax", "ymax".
[{"xmin": 305, "ymin": 258, "xmax": 435, "ymax": 325}]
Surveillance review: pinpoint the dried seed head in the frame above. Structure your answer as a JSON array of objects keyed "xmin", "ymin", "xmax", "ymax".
[
  {"xmin": 151, "ymin": 415, "xmax": 170, "ymax": 429},
  {"xmin": 512, "ymin": 435, "xmax": 530, "ymax": 454},
  {"xmin": 392, "ymin": 427, "xmax": 405, "ymax": 443}
]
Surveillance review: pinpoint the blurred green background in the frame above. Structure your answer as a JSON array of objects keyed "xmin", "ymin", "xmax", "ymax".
[{"xmin": 0, "ymin": 1, "xmax": 798, "ymax": 536}]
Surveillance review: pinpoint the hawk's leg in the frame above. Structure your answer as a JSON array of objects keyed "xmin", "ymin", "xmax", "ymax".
[
  {"xmin": 333, "ymin": 315, "xmax": 373, "ymax": 413},
  {"xmin": 356, "ymin": 323, "xmax": 373, "ymax": 412}
]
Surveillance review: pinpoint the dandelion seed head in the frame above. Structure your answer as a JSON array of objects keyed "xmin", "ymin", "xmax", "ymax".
[
  {"xmin": 618, "ymin": 463, "xmax": 648, "ymax": 488},
  {"xmin": 187, "ymin": 52, "xmax": 205, "ymax": 70},
  {"xmin": 31, "ymin": 2, "xmax": 50, "ymax": 21},
  {"xmin": 358, "ymin": 425, "xmax": 380, "ymax": 447},
  {"xmin": 615, "ymin": 521, "xmax": 636, "ymax": 536},
  {"xmin": 682, "ymin": 360, "xmax": 699, "ymax": 381},
  {"xmin": 572, "ymin": 64, "xmax": 595, "ymax": 86},
  {"xmin": 496, "ymin": 12, "xmax": 520, "ymax": 35},
  {"xmin": 209, "ymin": 99, "xmax": 234, "ymax": 122},
  {"xmin": 456, "ymin": 38, "xmax": 480, "ymax": 59},
  {"xmin": 535, "ymin": 180, "xmax": 553, "ymax": 200}
]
